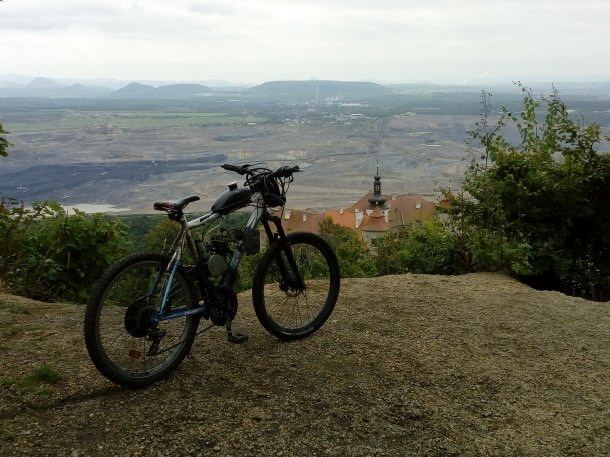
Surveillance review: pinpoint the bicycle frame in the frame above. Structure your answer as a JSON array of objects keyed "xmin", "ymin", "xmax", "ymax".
[{"xmin": 150, "ymin": 193, "xmax": 273, "ymax": 324}]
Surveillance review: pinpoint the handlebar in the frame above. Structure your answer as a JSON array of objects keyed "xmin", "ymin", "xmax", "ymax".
[
  {"xmin": 221, "ymin": 163, "xmax": 251, "ymax": 175},
  {"xmin": 266, "ymin": 165, "xmax": 301, "ymax": 180},
  {"xmin": 221, "ymin": 163, "xmax": 301, "ymax": 207},
  {"xmin": 221, "ymin": 163, "xmax": 301, "ymax": 180}
]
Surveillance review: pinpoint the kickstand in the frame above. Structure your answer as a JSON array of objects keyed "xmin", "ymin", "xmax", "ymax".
[{"xmin": 225, "ymin": 319, "xmax": 248, "ymax": 344}]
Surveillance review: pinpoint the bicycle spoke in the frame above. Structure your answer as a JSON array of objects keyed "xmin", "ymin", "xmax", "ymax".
[
  {"xmin": 85, "ymin": 253, "xmax": 198, "ymax": 387},
  {"xmin": 253, "ymin": 233, "xmax": 340, "ymax": 340}
]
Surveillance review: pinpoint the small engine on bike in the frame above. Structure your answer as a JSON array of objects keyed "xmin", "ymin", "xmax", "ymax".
[
  {"xmin": 196, "ymin": 228, "xmax": 239, "ymax": 278},
  {"xmin": 195, "ymin": 228, "xmax": 242, "ymax": 325}
]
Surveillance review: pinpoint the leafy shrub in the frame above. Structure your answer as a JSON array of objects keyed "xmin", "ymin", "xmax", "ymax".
[
  {"xmin": 443, "ymin": 85, "xmax": 610, "ymax": 300},
  {"xmin": 319, "ymin": 217, "xmax": 377, "ymax": 278},
  {"xmin": 375, "ymin": 220, "xmax": 459, "ymax": 275},
  {"xmin": 374, "ymin": 228, "xmax": 409, "ymax": 276},
  {"xmin": 0, "ymin": 198, "xmax": 127, "ymax": 302}
]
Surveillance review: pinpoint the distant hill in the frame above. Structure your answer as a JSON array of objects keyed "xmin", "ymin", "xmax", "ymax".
[
  {"xmin": 110, "ymin": 82, "xmax": 213, "ymax": 98},
  {"xmin": 110, "ymin": 82, "xmax": 156, "ymax": 97},
  {"xmin": 27, "ymin": 77, "xmax": 64, "ymax": 88},
  {"xmin": 2, "ymin": 77, "xmax": 222, "ymax": 99},
  {"xmin": 0, "ymin": 77, "xmax": 113, "ymax": 97},
  {"xmin": 248, "ymin": 80, "xmax": 394, "ymax": 101}
]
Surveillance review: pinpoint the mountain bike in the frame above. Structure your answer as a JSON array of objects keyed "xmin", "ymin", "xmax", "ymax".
[{"xmin": 84, "ymin": 163, "xmax": 340, "ymax": 388}]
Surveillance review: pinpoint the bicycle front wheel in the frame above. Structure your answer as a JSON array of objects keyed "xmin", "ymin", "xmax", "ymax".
[
  {"xmin": 84, "ymin": 252, "xmax": 198, "ymax": 387},
  {"xmin": 252, "ymin": 232, "xmax": 340, "ymax": 340}
]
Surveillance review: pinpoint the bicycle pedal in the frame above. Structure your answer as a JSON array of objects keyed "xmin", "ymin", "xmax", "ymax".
[{"xmin": 227, "ymin": 333, "xmax": 248, "ymax": 344}]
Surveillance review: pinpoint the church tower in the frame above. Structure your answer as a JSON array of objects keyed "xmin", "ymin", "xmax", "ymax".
[{"xmin": 368, "ymin": 161, "xmax": 387, "ymax": 209}]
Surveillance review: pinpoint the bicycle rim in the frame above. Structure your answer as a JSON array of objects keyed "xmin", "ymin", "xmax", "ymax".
[
  {"xmin": 254, "ymin": 233, "xmax": 339, "ymax": 339},
  {"xmin": 87, "ymin": 255, "xmax": 197, "ymax": 386}
]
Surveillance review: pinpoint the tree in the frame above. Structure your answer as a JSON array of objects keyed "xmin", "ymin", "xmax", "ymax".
[
  {"xmin": 0, "ymin": 121, "xmax": 9, "ymax": 157},
  {"xmin": 445, "ymin": 84, "xmax": 610, "ymax": 300},
  {"xmin": 144, "ymin": 218, "xmax": 182, "ymax": 253},
  {"xmin": 318, "ymin": 217, "xmax": 376, "ymax": 278},
  {"xmin": 374, "ymin": 227, "xmax": 408, "ymax": 275},
  {"xmin": 374, "ymin": 220, "xmax": 458, "ymax": 275}
]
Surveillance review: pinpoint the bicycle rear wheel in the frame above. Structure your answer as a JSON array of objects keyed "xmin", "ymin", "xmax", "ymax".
[
  {"xmin": 252, "ymin": 232, "xmax": 340, "ymax": 340},
  {"xmin": 84, "ymin": 252, "xmax": 198, "ymax": 387}
]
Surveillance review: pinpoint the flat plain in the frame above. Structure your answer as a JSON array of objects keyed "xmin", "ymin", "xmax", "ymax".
[{"xmin": 1, "ymin": 87, "xmax": 609, "ymax": 212}]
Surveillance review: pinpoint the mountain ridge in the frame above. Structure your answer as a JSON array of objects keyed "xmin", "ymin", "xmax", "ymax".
[{"xmin": 0, "ymin": 76, "xmax": 398, "ymax": 100}]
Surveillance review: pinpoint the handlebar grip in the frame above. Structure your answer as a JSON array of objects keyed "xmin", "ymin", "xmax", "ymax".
[
  {"xmin": 267, "ymin": 165, "xmax": 301, "ymax": 180},
  {"xmin": 221, "ymin": 163, "xmax": 248, "ymax": 175}
]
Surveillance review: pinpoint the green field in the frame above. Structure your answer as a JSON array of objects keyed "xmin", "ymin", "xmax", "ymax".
[{"xmin": 2, "ymin": 110, "xmax": 268, "ymax": 133}]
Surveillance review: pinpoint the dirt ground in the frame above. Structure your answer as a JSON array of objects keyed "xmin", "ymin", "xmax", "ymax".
[{"xmin": 1, "ymin": 273, "xmax": 610, "ymax": 456}]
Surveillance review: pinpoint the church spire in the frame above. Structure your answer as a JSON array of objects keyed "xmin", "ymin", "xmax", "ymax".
[{"xmin": 368, "ymin": 161, "xmax": 387, "ymax": 209}]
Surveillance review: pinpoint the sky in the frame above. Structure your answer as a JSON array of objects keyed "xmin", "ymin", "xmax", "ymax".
[{"xmin": 1, "ymin": 0, "xmax": 610, "ymax": 85}]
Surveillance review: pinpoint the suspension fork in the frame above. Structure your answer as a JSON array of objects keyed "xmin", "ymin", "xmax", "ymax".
[{"xmin": 262, "ymin": 214, "xmax": 306, "ymax": 290}]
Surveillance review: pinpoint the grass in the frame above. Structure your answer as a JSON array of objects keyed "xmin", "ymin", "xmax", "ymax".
[
  {"xmin": 26, "ymin": 364, "xmax": 63, "ymax": 385},
  {"xmin": 1, "ymin": 364, "xmax": 63, "ymax": 399},
  {"xmin": 0, "ymin": 298, "xmax": 30, "ymax": 315},
  {"xmin": 0, "ymin": 419, "xmax": 15, "ymax": 442}
]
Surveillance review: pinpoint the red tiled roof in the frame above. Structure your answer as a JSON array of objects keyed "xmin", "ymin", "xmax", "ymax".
[
  {"xmin": 278, "ymin": 192, "xmax": 435, "ymax": 237},
  {"xmin": 359, "ymin": 208, "xmax": 390, "ymax": 232},
  {"xmin": 386, "ymin": 195, "xmax": 434, "ymax": 227},
  {"xmin": 323, "ymin": 209, "xmax": 358, "ymax": 230},
  {"xmin": 281, "ymin": 209, "xmax": 324, "ymax": 234}
]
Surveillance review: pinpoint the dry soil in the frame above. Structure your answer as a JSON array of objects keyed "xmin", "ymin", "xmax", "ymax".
[{"xmin": 1, "ymin": 273, "xmax": 610, "ymax": 456}]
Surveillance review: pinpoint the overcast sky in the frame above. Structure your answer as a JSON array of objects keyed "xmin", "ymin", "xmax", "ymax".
[{"xmin": 1, "ymin": 0, "xmax": 609, "ymax": 85}]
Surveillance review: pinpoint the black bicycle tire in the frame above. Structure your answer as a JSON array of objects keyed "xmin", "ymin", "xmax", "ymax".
[
  {"xmin": 84, "ymin": 252, "xmax": 198, "ymax": 388},
  {"xmin": 252, "ymin": 232, "xmax": 340, "ymax": 340}
]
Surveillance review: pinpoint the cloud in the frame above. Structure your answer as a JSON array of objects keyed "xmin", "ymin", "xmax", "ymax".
[{"xmin": 1, "ymin": 0, "xmax": 609, "ymax": 83}]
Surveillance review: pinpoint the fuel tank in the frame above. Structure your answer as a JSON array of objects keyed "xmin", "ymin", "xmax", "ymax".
[{"xmin": 211, "ymin": 186, "xmax": 251, "ymax": 214}]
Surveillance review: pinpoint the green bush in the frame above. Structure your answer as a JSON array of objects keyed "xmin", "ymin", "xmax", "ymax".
[
  {"xmin": 443, "ymin": 85, "xmax": 610, "ymax": 301},
  {"xmin": 374, "ymin": 220, "xmax": 459, "ymax": 275},
  {"xmin": 319, "ymin": 217, "xmax": 377, "ymax": 278},
  {"xmin": 0, "ymin": 198, "xmax": 127, "ymax": 302}
]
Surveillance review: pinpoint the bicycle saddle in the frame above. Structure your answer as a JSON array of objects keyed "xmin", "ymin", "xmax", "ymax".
[{"xmin": 153, "ymin": 195, "xmax": 200, "ymax": 212}]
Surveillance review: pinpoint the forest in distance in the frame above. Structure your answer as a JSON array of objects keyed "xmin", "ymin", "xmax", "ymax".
[{"xmin": 1, "ymin": 80, "xmax": 609, "ymax": 213}]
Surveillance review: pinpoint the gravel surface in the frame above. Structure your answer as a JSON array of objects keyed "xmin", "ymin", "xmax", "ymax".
[{"xmin": 1, "ymin": 273, "xmax": 610, "ymax": 456}]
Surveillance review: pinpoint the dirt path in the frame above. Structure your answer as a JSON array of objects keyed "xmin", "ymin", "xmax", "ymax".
[{"xmin": 1, "ymin": 273, "xmax": 609, "ymax": 456}]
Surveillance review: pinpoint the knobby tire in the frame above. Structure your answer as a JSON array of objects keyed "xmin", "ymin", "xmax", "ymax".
[
  {"xmin": 84, "ymin": 252, "xmax": 198, "ymax": 388},
  {"xmin": 252, "ymin": 232, "xmax": 340, "ymax": 340}
]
